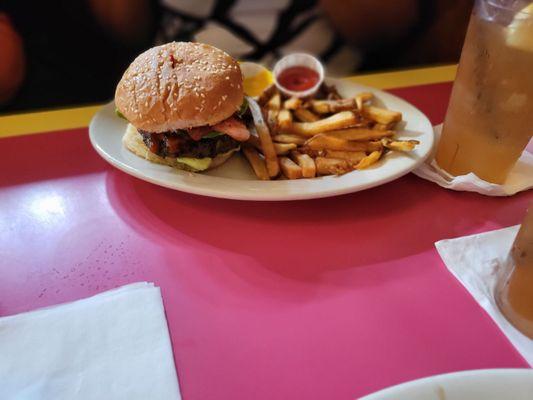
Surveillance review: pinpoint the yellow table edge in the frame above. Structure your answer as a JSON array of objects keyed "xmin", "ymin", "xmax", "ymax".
[{"xmin": 0, "ymin": 65, "xmax": 456, "ymax": 139}]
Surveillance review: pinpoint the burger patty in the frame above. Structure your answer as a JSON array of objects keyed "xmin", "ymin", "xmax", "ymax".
[{"xmin": 139, "ymin": 130, "xmax": 240, "ymax": 159}]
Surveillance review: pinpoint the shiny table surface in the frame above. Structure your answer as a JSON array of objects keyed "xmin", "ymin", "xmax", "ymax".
[{"xmin": 0, "ymin": 65, "xmax": 530, "ymax": 400}]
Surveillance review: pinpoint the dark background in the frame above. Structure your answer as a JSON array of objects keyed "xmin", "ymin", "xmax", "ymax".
[{"xmin": 0, "ymin": 0, "xmax": 473, "ymax": 114}]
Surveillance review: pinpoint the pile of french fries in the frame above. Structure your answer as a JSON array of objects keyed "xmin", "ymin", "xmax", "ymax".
[{"xmin": 242, "ymin": 84, "xmax": 419, "ymax": 180}]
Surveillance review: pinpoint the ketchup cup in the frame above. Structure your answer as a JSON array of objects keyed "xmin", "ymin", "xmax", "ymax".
[{"xmin": 273, "ymin": 53, "xmax": 324, "ymax": 98}]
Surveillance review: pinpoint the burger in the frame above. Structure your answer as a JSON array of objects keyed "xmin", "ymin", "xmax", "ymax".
[{"xmin": 115, "ymin": 42, "xmax": 250, "ymax": 172}]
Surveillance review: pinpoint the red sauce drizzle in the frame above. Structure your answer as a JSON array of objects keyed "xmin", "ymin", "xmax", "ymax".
[{"xmin": 277, "ymin": 66, "xmax": 319, "ymax": 92}]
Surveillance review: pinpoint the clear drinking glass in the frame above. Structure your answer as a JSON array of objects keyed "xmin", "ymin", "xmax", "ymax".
[
  {"xmin": 436, "ymin": 0, "xmax": 533, "ymax": 184},
  {"xmin": 495, "ymin": 204, "xmax": 533, "ymax": 338}
]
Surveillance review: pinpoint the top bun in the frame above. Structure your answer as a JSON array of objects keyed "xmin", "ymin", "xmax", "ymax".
[{"xmin": 115, "ymin": 42, "xmax": 243, "ymax": 132}]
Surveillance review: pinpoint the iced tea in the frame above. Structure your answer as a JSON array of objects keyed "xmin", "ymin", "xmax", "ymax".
[
  {"xmin": 436, "ymin": 0, "xmax": 533, "ymax": 184},
  {"xmin": 496, "ymin": 205, "xmax": 533, "ymax": 338}
]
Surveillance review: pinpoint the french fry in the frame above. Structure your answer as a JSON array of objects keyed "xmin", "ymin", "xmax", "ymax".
[
  {"xmin": 355, "ymin": 92, "xmax": 373, "ymax": 110},
  {"xmin": 257, "ymin": 83, "xmax": 277, "ymax": 106},
  {"xmin": 283, "ymin": 97, "xmax": 302, "ymax": 110},
  {"xmin": 277, "ymin": 109, "xmax": 293, "ymax": 130},
  {"xmin": 289, "ymin": 111, "xmax": 358, "ymax": 136},
  {"xmin": 290, "ymin": 151, "xmax": 316, "ymax": 178},
  {"xmin": 325, "ymin": 128, "xmax": 394, "ymax": 141},
  {"xmin": 293, "ymin": 108, "xmax": 320, "ymax": 122},
  {"xmin": 311, "ymin": 98, "xmax": 357, "ymax": 114},
  {"xmin": 272, "ymin": 134, "xmax": 307, "ymax": 145},
  {"xmin": 364, "ymin": 106, "xmax": 402, "ymax": 125},
  {"xmin": 373, "ymin": 123, "xmax": 393, "ymax": 131},
  {"xmin": 356, "ymin": 150, "xmax": 383, "ymax": 170},
  {"xmin": 266, "ymin": 109, "xmax": 279, "ymax": 133},
  {"xmin": 242, "ymin": 145, "xmax": 269, "ymax": 180},
  {"xmin": 315, "ymin": 157, "xmax": 351, "ymax": 175},
  {"xmin": 322, "ymin": 83, "xmax": 342, "ymax": 100},
  {"xmin": 354, "ymin": 118, "xmax": 375, "ymax": 128},
  {"xmin": 324, "ymin": 150, "xmax": 366, "ymax": 165},
  {"xmin": 248, "ymin": 97, "xmax": 280, "ymax": 177},
  {"xmin": 298, "ymin": 147, "xmax": 323, "ymax": 158},
  {"xmin": 267, "ymin": 92, "xmax": 281, "ymax": 111},
  {"xmin": 280, "ymin": 157, "xmax": 303, "ymax": 179},
  {"xmin": 304, "ymin": 134, "xmax": 382, "ymax": 152},
  {"xmin": 381, "ymin": 138, "xmax": 419, "ymax": 152},
  {"xmin": 248, "ymin": 135, "xmax": 297, "ymax": 155},
  {"xmin": 274, "ymin": 142, "xmax": 298, "ymax": 155},
  {"xmin": 246, "ymin": 134, "xmax": 261, "ymax": 148}
]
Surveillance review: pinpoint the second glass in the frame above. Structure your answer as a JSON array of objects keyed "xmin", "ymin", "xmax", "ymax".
[{"xmin": 495, "ymin": 205, "xmax": 533, "ymax": 339}]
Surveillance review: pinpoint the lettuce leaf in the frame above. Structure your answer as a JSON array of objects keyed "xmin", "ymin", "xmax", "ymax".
[
  {"xmin": 115, "ymin": 108, "xmax": 127, "ymax": 120},
  {"xmin": 237, "ymin": 98, "xmax": 248, "ymax": 117},
  {"xmin": 202, "ymin": 131, "xmax": 224, "ymax": 139}
]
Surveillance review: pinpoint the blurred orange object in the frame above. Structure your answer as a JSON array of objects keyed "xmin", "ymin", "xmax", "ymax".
[{"xmin": 0, "ymin": 13, "xmax": 25, "ymax": 105}]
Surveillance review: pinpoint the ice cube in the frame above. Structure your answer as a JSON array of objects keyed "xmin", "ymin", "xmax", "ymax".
[{"xmin": 506, "ymin": 2, "xmax": 533, "ymax": 52}]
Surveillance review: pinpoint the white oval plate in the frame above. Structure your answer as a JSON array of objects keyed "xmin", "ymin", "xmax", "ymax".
[
  {"xmin": 360, "ymin": 369, "xmax": 533, "ymax": 400},
  {"xmin": 89, "ymin": 78, "xmax": 433, "ymax": 201}
]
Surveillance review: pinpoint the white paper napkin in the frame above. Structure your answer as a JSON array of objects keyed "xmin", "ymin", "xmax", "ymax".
[
  {"xmin": 435, "ymin": 227, "xmax": 533, "ymax": 366},
  {"xmin": 413, "ymin": 124, "xmax": 533, "ymax": 196},
  {"xmin": 0, "ymin": 282, "xmax": 181, "ymax": 400}
]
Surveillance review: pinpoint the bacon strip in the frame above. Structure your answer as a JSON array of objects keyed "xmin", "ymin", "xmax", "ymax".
[
  {"xmin": 187, "ymin": 126, "xmax": 211, "ymax": 141},
  {"xmin": 185, "ymin": 117, "xmax": 250, "ymax": 142},
  {"xmin": 211, "ymin": 117, "xmax": 250, "ymax": 142}
]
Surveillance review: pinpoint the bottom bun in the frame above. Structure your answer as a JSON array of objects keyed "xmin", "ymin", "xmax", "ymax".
[{"xmin": 122, "ymin": 123, "xmax": 238, "ymax": 172}]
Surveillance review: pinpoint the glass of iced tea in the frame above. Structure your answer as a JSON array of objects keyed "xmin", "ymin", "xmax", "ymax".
[
  {"xmin": 495, "ymin": 204, "xmax": 533, "ymax": 338},
  {"xmin": 436, "ymin": 0, "xmax": 533, "ymax": 184}
]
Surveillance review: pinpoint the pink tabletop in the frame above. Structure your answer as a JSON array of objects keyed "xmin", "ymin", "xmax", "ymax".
[{"xmin": 0, "ymin": 82, "xmax": 531, "ymax": 399}]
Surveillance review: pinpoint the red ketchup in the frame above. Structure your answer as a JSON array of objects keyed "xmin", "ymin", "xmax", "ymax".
[{"xmin": 277, "ymin": 66, "xmax": 319, "ymax": 92}]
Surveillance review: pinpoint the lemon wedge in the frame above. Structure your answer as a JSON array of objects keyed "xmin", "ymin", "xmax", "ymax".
[
  {"xmin": 240, "ymin": 62, "xmax": 273, "ymax": 97},
  {"xmin": 506, "ymin": 2, "xmax": 533, "ymax": 52}
]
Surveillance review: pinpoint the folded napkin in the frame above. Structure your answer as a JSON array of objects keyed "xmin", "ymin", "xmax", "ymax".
[
  {"xmin": 435, "ymin": 227, "xmax": 533, "ymax": 366},
  {"xmin": 413, "ymin": 124, "xmax": 533, "ymax": 196},
  {"xmin": 0, "ymin": 282, "xmax": 181, "ymax": 400}
]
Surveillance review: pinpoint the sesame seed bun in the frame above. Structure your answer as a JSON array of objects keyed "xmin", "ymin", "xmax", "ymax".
[
  {"xmin": 122, "ymin": 123, "xmax": 238, "ymax": 171},
  {"xmin": 115, "ymin": 42, "xmax": 244, "ymax": 133}
]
